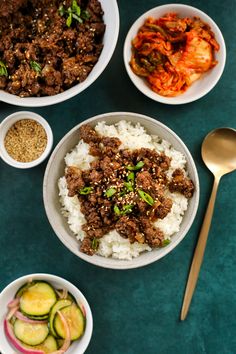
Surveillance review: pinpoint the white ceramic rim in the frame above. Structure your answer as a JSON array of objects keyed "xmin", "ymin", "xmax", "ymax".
[
  {"xmin": 43, "ymin": 111, "xmax": 200, "ymax": 269},
  {"xmin": 0, "ymin": 111, "xmax": 53, "ymax": 168},
  {"xmin": 123, "ymin": 3, "xmax": 226, "ymax": 105},
  {"xmin": 0, "ymin": 0, "xmax": 120, "ymax": 107},
  {"xmin": 0, "ymin": 273, "xmax": 93, "ymax": 354}
]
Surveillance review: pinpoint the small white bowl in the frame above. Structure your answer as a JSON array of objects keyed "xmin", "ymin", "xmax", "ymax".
[
  {"xmin": 0, "ymin": 111, "xmax": 53, "ymax": 168},
  {"xmin": 0, "ymin": 0, "xmax": 119, "ymax": 107},
  {"xmin": 43, "ymin": 111, "xmax": 200, "ymax": 270},
  {"xmin": 123, "ymin": 3, "xmax": 226, "ymax": 104},
  {"xmin": 0, "ymin": 273, "xmax": 93, "ymax": 354}
]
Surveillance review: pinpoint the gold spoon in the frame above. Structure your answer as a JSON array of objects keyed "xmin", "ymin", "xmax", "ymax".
[{"xmin": 181, "ymin": 127, "xmax": 236, "ymax": 321}]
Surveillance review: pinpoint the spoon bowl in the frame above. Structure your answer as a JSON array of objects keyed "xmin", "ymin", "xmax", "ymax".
[
  {"xmin": 202, "ymin": 128, "xmax": 236, "ymax": 176},
  {"xmin": 181, "ymin": 127, "xmax": 236, "ymax": 320}
]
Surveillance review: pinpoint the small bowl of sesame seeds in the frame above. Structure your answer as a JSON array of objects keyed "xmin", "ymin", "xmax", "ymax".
[{"xmin": 0, "ymin": 111, "xmax": 53, "ymax": 168}]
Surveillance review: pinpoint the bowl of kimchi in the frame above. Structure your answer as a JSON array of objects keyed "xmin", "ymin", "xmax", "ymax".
[{"xmin": 123, "ymin": 4, "xmax": 226, "ymax": 104}]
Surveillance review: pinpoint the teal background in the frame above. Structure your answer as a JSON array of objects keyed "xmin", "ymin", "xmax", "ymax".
[{"xmin": 1, "ymin": 0, "xmax": 236, "ymax": 353}]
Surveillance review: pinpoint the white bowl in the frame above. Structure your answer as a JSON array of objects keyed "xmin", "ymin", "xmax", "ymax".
[
  {"xmin": 0, "ymin": 111, "xmax": 53, "ymax": 168},
  {"xmin": 43, "ymin": 112, "xmax": 200, "ymax": 270},
  {"xmin": 0, "ymin": 0, "xmax": 119, "ymax": 107},
  {"xmin": 123, "ymin": 3, "xmax": 226, "ymax": 104},
  {"xmin": 0, "ymin": 273, "xmax": 93, "ymax": 354}
]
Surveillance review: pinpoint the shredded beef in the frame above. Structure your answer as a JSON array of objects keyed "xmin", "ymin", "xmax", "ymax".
[{"xmin": 64, "ymin": 124, "xmax": 195, "ymax": 255}]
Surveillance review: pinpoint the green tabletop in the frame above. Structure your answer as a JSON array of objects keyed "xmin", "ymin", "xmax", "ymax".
[{"xmin": 1, "ymin": 0, "xmax": 236, "ymax": 353}]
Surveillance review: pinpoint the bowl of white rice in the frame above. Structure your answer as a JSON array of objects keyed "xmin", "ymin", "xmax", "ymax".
[{"xmin": 43, "ymin": 112, "xmax": 199, "ymax": 269}]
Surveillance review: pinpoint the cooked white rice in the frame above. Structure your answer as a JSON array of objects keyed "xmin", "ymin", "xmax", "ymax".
[{"xmin": 58, "ymin": 121, "xmax": 189, "ymax": 260}]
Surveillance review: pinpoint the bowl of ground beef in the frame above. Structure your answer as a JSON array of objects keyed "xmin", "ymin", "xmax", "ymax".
[
  {"xmin": 0, "ymin": 0, "xmax": 119, "ymax": 107},
  {"xmin": 43, "ymin": 112, "xmax": 200, "ymax": 269}
]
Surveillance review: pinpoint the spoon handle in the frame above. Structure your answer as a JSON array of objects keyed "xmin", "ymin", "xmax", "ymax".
[{"xmin": 180, "ymin": 176, "xmax": 220, "ymax": 321}]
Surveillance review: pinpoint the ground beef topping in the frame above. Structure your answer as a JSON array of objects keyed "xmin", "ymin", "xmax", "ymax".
[
  {"xmin": 0, "ymin": 0, "xmax": 27, "ymax": 17},
  {"xmin": 169, "ymin": 168, "xmax": 195, "ymax": 198},
  {"xmin": 0, "ymin": 0, "xmax": 105, "ymax": 97},
  {"xmin": 64, "ymin": 124, "xmax": 195, "ymax": 255}
]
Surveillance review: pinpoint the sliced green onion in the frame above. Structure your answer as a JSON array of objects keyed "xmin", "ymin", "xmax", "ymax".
[
  {"xmin": 135, "ymin": 161, "xmax": 145, "ymax": 169},
  {"xmin": 114, "ymin": 204, "xmax": 134, "ymax": 216},
  {"xmin": 162, "ymin": 239, "xmax": 171, "ymax": 247},
  {"xmin": 58, "ymin": 5, "xmax": 65, "ymax": 16},
  {"xmin": 122, "ymin": 204, "xmax": 134, "ymax": 215},
  {"xmin": 60, "ymin": 0, "xmax": 84, "ymax": 27},
  {"xmin": 30, "ymin": 61, "xmax": 41, "ymax": 73},
  {"xmin": 105, "ymin": 187, "xmax": 116, "ymax": 198},
  {"xmin": 91, "ymin": 237, "xmax": 99, "ymax": 250},
  {"xmin": 66, "ymin": 12, "xmax": 73, "ymax": 27},
  {"xmin": 126, "ymin": 161, "xmax": 144, "ymax": 171},
  {"xmin": 0, "ymin": 61, "xmax": 8, "ymax": 77},
  {"xmin": 81, "ymin": 10, "xmax": 90, "ymax": 20},
  {"xmin": 127, "ymin": 172, "xmax": 135, "ymax": 182},
  {"xmin": 124, "ymin": 182, "xmax": 133, "ymax": 192},
  {"xmin": 72, "ymin": 13, "xmax": 83, "ymax": 23},
  {"xmin": 79, "ymin": 186, "xmax": 93, "ymax": 195},
  {"xmin": 72, "ymin": 0, "xmax": 81, "ymax": 16},
  {"xmin": 114, "ymin": 205, "xmax": 121, "ymax": 215},
  {"xmin": 138, "ymin": 190, "xmax": 154, "ymax": 206},
  {"xmin": 119, "ymin": 189, "xmax": 127, "ymax": 197}
]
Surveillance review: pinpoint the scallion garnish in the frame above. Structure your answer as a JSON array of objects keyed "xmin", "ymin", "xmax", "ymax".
[
  {"xmin": 122, "ymin": 204, "xmax": 134, "ymax": 214},
  {"xmin": 79, "ymin": 186, "xmax": 93, "ymax": 195},
  {"xmin": 114, "ymin": 204, "xmax": 134, "ymax": 216},
  {"xmin": 66, "ymin": 12, "xmax": 73, "ymax": 27},
  {"xmin": 58, "ymin": 4, "xmax": 65, "ymax": 16},
  {"xmin": 59, "ymin": 0, "xmax": 89, "ymax": 27},
  {"xmin": 138, "ymin": 190, "xmax": 154, "ymax": 206},
  {"xmin": 114, "ymin": 205, "xmax": 121, "ymax": 215},
  {"xmin": 0, "ymin": 61, "xmax": 8, "ymax": 77},
  {"xmin": 72, "ymin": 0, "xmax": 81, "ymax": 16},
  {"xmin": 119, "ymin": 189, "xmax": 127, "ymax": 197},
  {"xmin": 30, "ymin": 61, "xmax": 41, "ymax": 73},
  {"xmin": 127, "ymin": 171, "xmax": 135, "ymax": 182},
  {"xmin": 124, "ymin": 181, "xmax": 133, "ymax": 192},
  {"xmin": 105, "ymin": 187, "xmax": 116, "ymax": 198},
  {"xmin": 81, "ymin": 9, "xmax": 90, "ymax": 20},
  {"xmin": 126, "ymin": 161, "xmax": 144, "ymax": 171},
  {"xmin": 162, "ymin": 239, "xmax": 171, "ymax": 247},
  {"xmin": 91, "ymin": 237, "xmax": 99, "ymax": 250},
  {"xmin": 72, "ymin": 13, "xmax": 83, "ymax": 23}
]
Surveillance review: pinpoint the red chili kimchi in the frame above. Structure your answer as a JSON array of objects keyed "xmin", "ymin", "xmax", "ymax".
[{"xmin": 130, "ymin": 13, "xmax": 220, "ymax": 97}]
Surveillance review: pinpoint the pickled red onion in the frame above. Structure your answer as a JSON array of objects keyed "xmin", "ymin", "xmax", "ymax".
[
  {"xmin": 15, "ymin": 311, "xmax": 48, "ymax": 324},
  {"xmin": 4, "ymin": 319, "xmax": 44, "ymax": 354}
]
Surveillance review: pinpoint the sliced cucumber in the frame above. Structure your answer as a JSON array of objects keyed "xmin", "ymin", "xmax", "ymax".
[
  {"xmin": 26, "ymin": 314, "xmax": 49, "ymax": 320},
  {"xmin": 49, "ymin": 299, "xmax": 72, "ymax": 337},
  {"xmin": 20, "ymin": 281, "xmax": 57, "ymax": 316},
  {"xmin": 15, "ymin": 281, "xmax": 36, "ymax": 298},
  {"xmin": 25, "ymin": 335, "xmax": 58, "ymax": 353},
  {"xmin": 57, "ymin": 338, "xmax": 64, "ymax": 348},
  {"xmin": 66, "ymin": 292, "xmax": 77, "ymax": 303},
  {"xmin": 54, "ymin": 303, "xmax": 85, "ymax": 340},
  {"xmin": 13, "ymin": 319, "xmax": 49, "ymax": 346}
]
